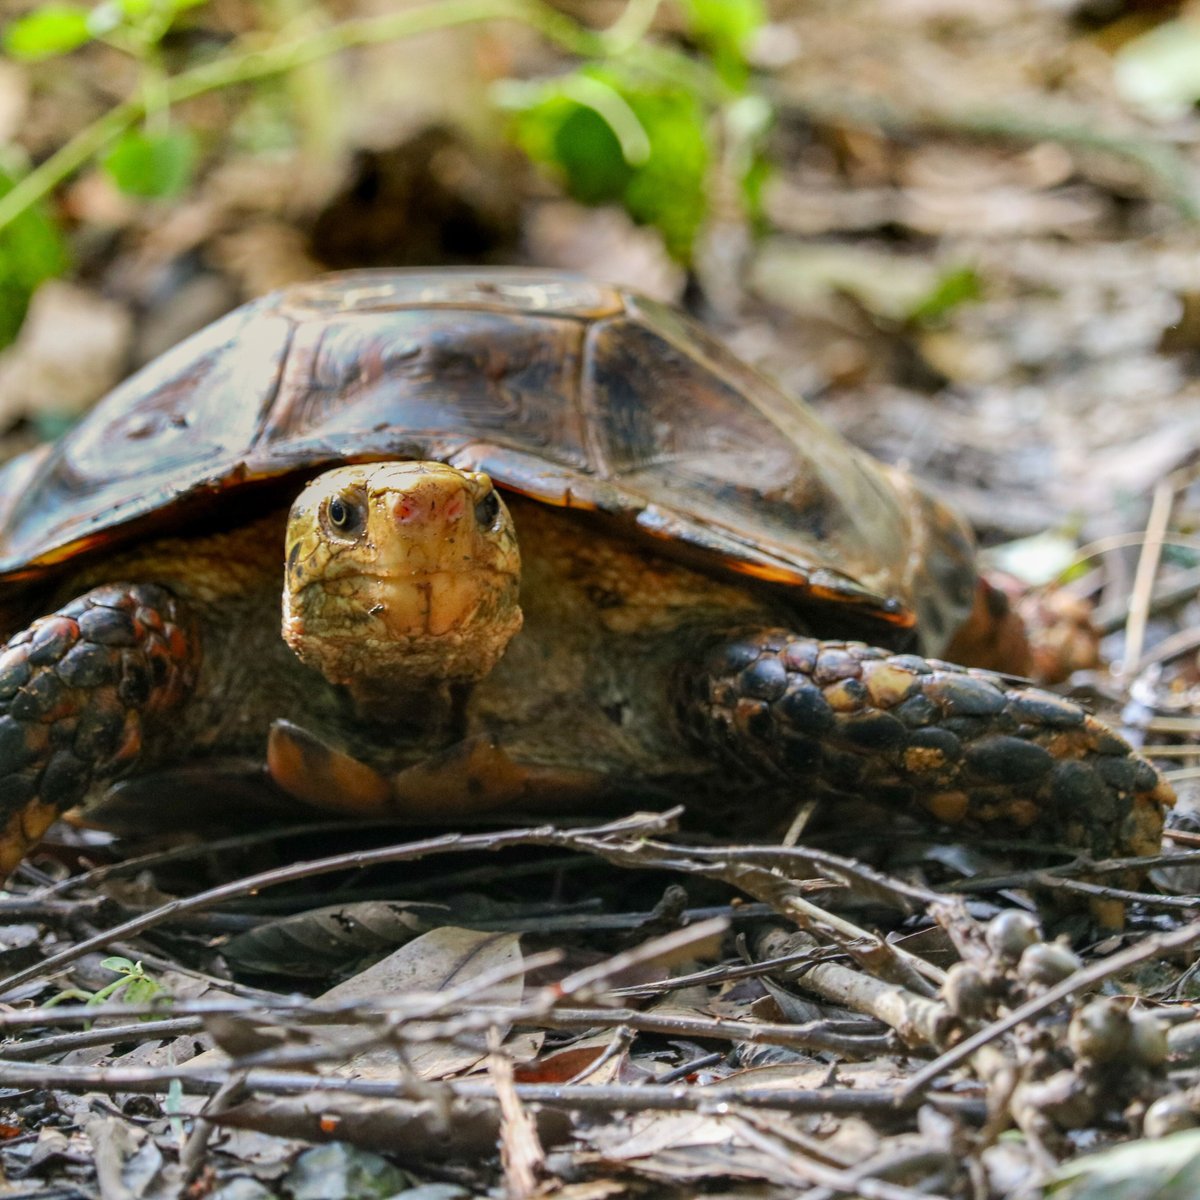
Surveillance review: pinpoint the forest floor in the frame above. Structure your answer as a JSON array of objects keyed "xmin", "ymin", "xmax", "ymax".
[{"xmin": 3, "ymin": 1, "xmax": 1200, "ymax": 1197}]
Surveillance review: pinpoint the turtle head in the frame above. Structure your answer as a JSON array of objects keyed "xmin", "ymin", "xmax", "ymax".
[{"xmin": 282, "ymin": 461, "xmax": 523, "ymax": 693}]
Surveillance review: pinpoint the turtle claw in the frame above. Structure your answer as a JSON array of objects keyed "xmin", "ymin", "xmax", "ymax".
[
  {"xmin": 268, "ymin": 721, "xmax": 540, "ymax": 819},
  {"xmin": 268, "ymin": 721, "xmax": 392, "ymax": 814}
]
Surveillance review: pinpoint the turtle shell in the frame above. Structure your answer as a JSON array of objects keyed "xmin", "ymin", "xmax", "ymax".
[{"xmin": 0, "ymin": 269, "xmax": 977, "ymax": 650}]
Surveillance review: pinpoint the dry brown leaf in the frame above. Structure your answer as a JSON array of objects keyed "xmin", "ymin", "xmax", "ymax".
[
  {"xmin": 319, "ymin": 926, "xmax": 525, "ymax": 1081},
  {"xmin": 512, "ymin": 1035, "xmax": 623, "ymax": 1085}
]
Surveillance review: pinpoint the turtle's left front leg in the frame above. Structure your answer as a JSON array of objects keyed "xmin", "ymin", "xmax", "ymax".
[
  {"xmin": 0, "ymin": 583, "xmax": 199, "ymax": 871},
  {"xmin": 679, "ymin": 628, "xmax": 1172, "ymax": 863}
]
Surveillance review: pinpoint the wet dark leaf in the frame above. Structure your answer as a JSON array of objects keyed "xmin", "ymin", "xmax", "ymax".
[{"xmin": 223, "ymin": 900, "xmax": 448, "ymax": 977}]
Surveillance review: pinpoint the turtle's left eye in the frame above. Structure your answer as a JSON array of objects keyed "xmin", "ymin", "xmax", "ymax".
[
  {"xmin": 474, "ymin": 490, "xmax": 500, "ymax": 529},
  {"xmin": 326, "ymin": 494, "xmax": 364, "ymax": 536}
]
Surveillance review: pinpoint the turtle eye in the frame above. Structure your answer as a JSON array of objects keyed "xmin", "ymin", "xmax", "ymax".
[
  {"xmin": 326, "ymin": 494, "xmax": 364, "ymax": 536},
  {"xmin": 474, "ymin": 489, "xmax": 500, "ymax": 529}
]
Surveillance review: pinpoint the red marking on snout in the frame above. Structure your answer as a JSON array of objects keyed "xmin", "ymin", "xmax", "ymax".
[{"xmin": 394, "ymin": 489, "xmax": 467, "ymax": 525}]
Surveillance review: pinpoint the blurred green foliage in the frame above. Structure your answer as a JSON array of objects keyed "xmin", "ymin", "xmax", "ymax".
[
  {"xmin": 502, "ymin": 0, "xmax": 770, "ymax": 263},
  {"xmin": 503, "ymin": 66, "xmax": 712, "ymax": 261},
  {"xmin": 3, "ymin": 5, "xmax": 94, "ymax": 59},
  {"xmin": 679, "ymin": 0, "xmax": 764, "ymax": 88},
  {"xmin": 102, "ymin": 127, "xmax": 197, "ymax": 198},
  {"xmin": 0, "ymin": 161, "xmax": 69, "ymax": 347},
  {"xmin": 4, "ymin": 0, "xmax": 206, "ymax": 60},
  {"xmin": 908, "ymin": 266, "xmax": 983, "ymax": 326},
  {"xmin": 0, "ymin": 0, "xmax": 773, "ymax": 348}
]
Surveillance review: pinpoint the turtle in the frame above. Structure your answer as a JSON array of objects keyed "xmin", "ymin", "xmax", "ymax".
[{"xmin": 0, "ymin": 269, "xmax": 1172, "ymax": 881}]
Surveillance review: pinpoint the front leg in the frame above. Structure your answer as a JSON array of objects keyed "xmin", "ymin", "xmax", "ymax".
[
  {"xmin": 0, "ymin": 583, "xmax": 199, "ymax": 871},
  {"xmin": 682, "ymin": 629, "xmax": 1172, "ymax": 862}
]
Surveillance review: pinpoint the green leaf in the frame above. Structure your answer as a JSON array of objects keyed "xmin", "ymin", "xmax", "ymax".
[
  {"xmin": 908, "ymin": 265, "xmax": 983, "ymax": 325},
  {"xmin": 503, "ymin": 67, "xmax": 711, "ymax": 262},
  {"xmin": 678, "ymin": 0, "xmax": 765, "ymax": 88},
  {"xmin": 3, "ymin": 5, "xmax": 92, "ymax": 60},
  {"xmin": 0, "ymin": 162, "xmax": 69, "ymax": 348},
  {"xmin": 620, "ymin": 85, "xmax": 710, "ymax": 261},
  {"xmin": 123, "ymin": 975, "xmax": 164, "ymax": 1007},
  {"xmin": 102, "ymin": 127, "xmax": 196, "ymax": 198},
  {"xmin": 1047, "ymin": 1128, "xmax": 1200, "ymax": 1199},
  {"xmin": 549, "ymin": 104, "xmax": 632, "ymax": 204},
  {"xmin": 99, "ymin": 956, "xmax": 138, "ymax": 973}
]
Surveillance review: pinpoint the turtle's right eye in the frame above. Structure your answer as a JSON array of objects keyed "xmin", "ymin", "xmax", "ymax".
[{"xmin": 326, "ymin": 495, "xmax": 364, "ymax": 536}]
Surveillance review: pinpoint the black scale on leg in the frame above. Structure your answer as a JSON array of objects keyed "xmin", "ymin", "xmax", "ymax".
[{"xmin": 0, "ymin": 583, "xmax": 200, "ymax": 864}]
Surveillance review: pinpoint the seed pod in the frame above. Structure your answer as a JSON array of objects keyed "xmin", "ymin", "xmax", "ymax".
[
  {"xmin": 1144, "ymin": 1096, "xmax": 1196, "ymax": 1137},
  {"xmin": 1130, "ymin": 1013, "xmax": 1169, "ymax": 1069},
  {"xmin": 943, "ymin": 962, "xmax": 990, "ymax": 1019},
  {"xmin": 1069, "ymin": 998, "xmax": 1130, "ymax": 1064},
  {"xmin": 986, "ymin": 911, "xmax": 1041, "ymax": 963},
  {"xmin": 1017, "ymin": 941, "xmax": 1082, "ymax": 988}
]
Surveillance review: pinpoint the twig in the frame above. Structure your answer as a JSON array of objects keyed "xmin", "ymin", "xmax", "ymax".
[
  {"xmin": 489, "ymin": 1031, "xmax": 544, "ymax": 1199},
  {"xmin": 1029, "ymin": 874, "xmax": 1200, "ymax": 911},
  {"xmin": 566, "ymin": 834, "xmax": 946, "ymax": 989},
  {"xmin": 1122, "ymin": 475, "xmax": 1177, "ymax": 678},
  {"xmin": 1, "ymin": 1000, "xmax": 894, "ymax": 1063},
  {"xmin": 179, "ymin": 1073, "xmax": 247, "ymax": 1184},
  {"xmin": 0, "ymin": 1060, "xmax": 988, "ymax": 1118},
  {"xmin": 938, "ymin": 846, "xmax": 1200, "ymax": 892},
  {"xmin": 36, "ymin": 818, "xmax": 413, "ymax": 898},
  {"xmin": 0, "ymin": 811, "xmax": 677, "ymax": 997}
]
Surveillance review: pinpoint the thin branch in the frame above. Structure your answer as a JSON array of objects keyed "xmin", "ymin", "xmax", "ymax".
[
  {"xmin": 0, "ymin": 1059, "xmax": 987, "ymax": 1118},
  {"xmin": 0, "ymin": 810, "xmax": 677, "ymax": 997}
]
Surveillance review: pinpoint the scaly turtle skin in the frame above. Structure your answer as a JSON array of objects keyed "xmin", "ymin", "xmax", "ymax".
[{"xmin": 0, "ymin": 270, "xmax": 1173, "ymax": 884}]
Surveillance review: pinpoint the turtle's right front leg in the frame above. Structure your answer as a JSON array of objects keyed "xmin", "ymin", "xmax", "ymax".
[{"xmin": 0, "ymin": 583, "xmax": 199, "ymax": 871}]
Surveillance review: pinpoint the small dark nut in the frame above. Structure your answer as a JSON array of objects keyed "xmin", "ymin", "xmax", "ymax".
[
  {"xmin": 1143, "ymin": 1096, "xmax": 1197, "ymax": 1137},
  {"xmin": 986, "ymin": 910, "xmax": 1041, "ymax": 963},
  {"xmin": 1129, "ymin": 1013, "xmax": 1169, "ymax": 1069},
  {"xmin": 1069, "ymin": 998, "xmax": 1130, "ymax": 1065},
  {"xmin": 1017, "ymin": 941, "xmax": 1083, "ymax": 988},
  {"xmin": 943, "ymin": 962, "xmax": 990, "ymax": 1019}
]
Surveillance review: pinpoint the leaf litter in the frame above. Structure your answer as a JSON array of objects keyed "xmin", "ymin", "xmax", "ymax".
[{"xmin": 6, "ymin": 1, "xmax": 1200, "ymax": 1197}]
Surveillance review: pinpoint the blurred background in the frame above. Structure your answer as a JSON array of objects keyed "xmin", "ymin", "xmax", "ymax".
[{"xmin": 2, "ymin": 0, "xmax": 1200, "ymax": 652}]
